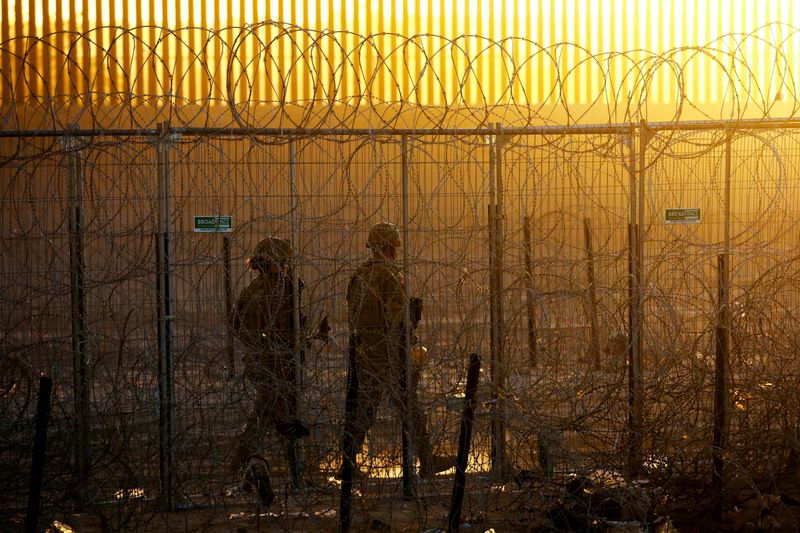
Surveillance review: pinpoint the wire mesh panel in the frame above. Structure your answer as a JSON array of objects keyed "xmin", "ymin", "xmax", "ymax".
[
  {"xmin": 5, "ymin": 123, "xmax": 800, "ymax": 531},
  {"xmin": 496, "ymin": 132, "xmax": 633, "ymax": 488},
  {"xmin": 7, "ymin": 118, "xmax": 800, "ymax": 533}
]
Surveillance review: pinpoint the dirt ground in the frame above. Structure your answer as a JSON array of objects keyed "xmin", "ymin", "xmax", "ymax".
[{"xmin": 11, "ymin": 467, "xmax": 800, "ymax": 533}]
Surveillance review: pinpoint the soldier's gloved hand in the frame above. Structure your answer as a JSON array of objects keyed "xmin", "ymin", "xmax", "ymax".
[
  {"xmin": 312, "ymin": 316, "xmax": 331, "ymax": 343},
  {"xmin": 412, "ymin": 345, "xmax": 428, "ymax": 369},
  {"xmin": 410, "ymin": 297, "xmax": 423, "ymax": 328}
]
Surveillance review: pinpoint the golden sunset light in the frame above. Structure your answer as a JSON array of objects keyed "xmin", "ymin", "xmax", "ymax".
[
  {"xmin": 6, "ymin": 2, "xmax": 800, "ymax": 532},
  {"xmin": 2, "ymin": 0, "xmax": 799, "ymax": 110}
]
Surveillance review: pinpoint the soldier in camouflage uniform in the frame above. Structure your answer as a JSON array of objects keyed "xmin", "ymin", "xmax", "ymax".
[
  {"xmin": 231, "ymin": 237, "xmax": 309, "ymax": 504},
  {"xmin": 342, "ymin": 223, "xmax": 453, "ymax": 478}
]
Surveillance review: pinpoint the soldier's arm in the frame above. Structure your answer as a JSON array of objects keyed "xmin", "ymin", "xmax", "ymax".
[
  {"xmin": 382, "ymin": 265, "xmax": 406, "ymax": 331},
  {"xmin": 230, "ymin": 289, "xmax": 246, "ymax": 332},
  {"xmin": 410, "ymin": 297, "xmax": 423, "ymax": 329},
  {"xmin": 345, "ymin": 269, "xmax": 360, "ymax": 329}
]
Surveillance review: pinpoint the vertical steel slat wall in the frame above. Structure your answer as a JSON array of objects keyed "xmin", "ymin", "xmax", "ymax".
[{"xmin": 1, "ymin": 1, "xmax": 798, "ymax": 106}]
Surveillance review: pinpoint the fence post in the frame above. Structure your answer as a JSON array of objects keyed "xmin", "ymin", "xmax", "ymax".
[
  {"xmin": 713, "ymin": 253, "xmax": 730, "ymax": 518},
  {"xmin": 66, "ymin": 124, "xmax": 90, "ymax": 485},
  {"xmin": 625, "ymin": 121, "xmax": 647, "ymax": 476},
  {"xmin": 724, "ymin": 131, "xmax": 732, "ymax": 252},
  {"xmin": 712, "ymin": 132, "xmax": 733, "ymax": 518},
  {"xmin": 584, "ymin": 217, "xmax": 600, "ymax": 370},
  {"xmin": 400, "ymin": 134, "xmax": 414, "ymax": 497},
  {"xmin": 626, "ymin": 220, "xmax": 642, "ymax": 476},
  {"xmin": 223, "ymin": 236, "xmax": 235, "ymax": 378},
  {"xmin": 488, "ymin": 128, "xmax": 496, "ymax": 387},
  {"xmin": 489, "ymin": 123, "xmax": 507, "ymax": 478},
  {"xmin": 523, "ymin": 214, "xmax": 537, "ymax": 367},
  {"xmin": 637, "ymin": 120, "xmax": 650, "ymax": 371},
  {"xmin": 155, "ymin": 121, "xmax": 176, "ymax": 511},
  {"xmin": 24, "ymin": 376, "xmax": 53, "ymax": 533},
  {"xmin": 289, "ymin": 138, "xmax": 302, "ymax": 388},
  {"xmin": 339, "ymin": 336, "xmax": 360, "ymax": 533},
  {"xmin": 288, "ymin": 138, "xmax": 306, "ymax": 488},
  {"xmin": 447, "ymin": 353, "xmax": 481, "ymax": 533}
]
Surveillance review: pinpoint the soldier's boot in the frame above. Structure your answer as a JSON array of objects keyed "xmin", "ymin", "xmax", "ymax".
[
  {"xmin": 419, "ymin": 454, "xmax": 457, "ymax": 478},
  {"xmin": 243, "ymin": 455, "xmax": 274, "ymax": 507},
  {"xmin": 414, "ymin": 431, "xmax": 454, "ymax": 478},
  {"xmin": 335, "ymin": 460, "xmax": 369, "ymax": 480},
  {"xmin": 336, "ymin": 432, "xmax": 367, "ymax": 480}
]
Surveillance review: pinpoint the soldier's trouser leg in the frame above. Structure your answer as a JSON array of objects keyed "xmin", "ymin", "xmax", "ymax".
[
  {"xmin": 286, "ymin": 438, "xmax": 302, "ymax": 487},
  {"xmin": 281, "ymin": 405, "xmax": 303, "ymax": 488},
  {"xmin": 237, "ymin": 354, "xmax": 296, "ymax": 474},
  {"xmin": 389, "ymin": 374, "xmax": 433, "ymax": 472},
  {"xmin": 272, "ymin": 360, "xmax": 302, "ymax": 486},
  {"xmin": 236, "ymin": 404, "xmax": 265, "ymax": 472},
  {"xmin": 236, "ymin": 355, "xmax": 267, "ymax": 471},
  {"xmin": 409, "ymin": 393, "xmax": 434, "ymax": 470},
  {"xmin": 341, "ymin": 343, "xmax": 359, "ymax": 469},
  {"xmin": 341, "ymin": 358, "xmax": 383, "ymax": 467}
]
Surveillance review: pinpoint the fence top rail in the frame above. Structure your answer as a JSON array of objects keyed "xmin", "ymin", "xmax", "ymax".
[{"xmin": 3, "ymin": 116, "xmax": 800, "ymax": 139}]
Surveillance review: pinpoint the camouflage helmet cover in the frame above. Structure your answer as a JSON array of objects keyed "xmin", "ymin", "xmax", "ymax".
[
  {"xmin": 253, "ymin": 237, "xmax": 293, "ymax": 262},
  {"xmin": 367, "ymin": 222, "xmax": 401, "ymax": 249}
]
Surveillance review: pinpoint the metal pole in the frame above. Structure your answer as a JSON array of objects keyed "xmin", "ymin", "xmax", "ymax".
[
  {"xmin": 339, "ymin": 336, "xmax": 359, "ymax": 533},
  {"xmin": 289, "ymin": 139, "xmax": 303, "ymax": 405},
  {"xmin": 25, "ymin": 376, "xmax": 53, "ymax": 533},
  {"xmin": 713, "ymin": 253, "xmax": 729, "ymax": 519},
  {"xmin": 637, "ymin": 120, "xmax": 651, "ymax": 368},
  {"xmin": 288, "ymin": 138, "xmax": 304, "ymax": 488},
  {"xmin": 487, "ymin": 126, "xmax": 498, "ymax": 473},
  {"xmin": 523, "ymin": 214, "xmax": 537, "ymax": 367},
  {"xmin": 631, "ymin": 121, "xmax": 652, "ymax": 472},
  {"xmin": 223, "ymin": 236, "xmax": 235, "ymax": 379},
  {"xmin": 66, "ymin": 125, "xmax": 90, "ymax": 484},
  {"xmin": 626, "ymin": 123, "xmax": 643, "ymax": 476},
  {"xmin": 155, "ymin": 121, "xmax": 176, "ymax": 511},
  {"xmin": 495, "ymin": 123, "xmax": 507, "ymax": 475},
  {"xmin": 401, "ymin": 134, "xmax": 414, "ymax": 497},
  {"xmin": 16, "ymin": 116, "xmax": 800, "ymax": 140},
  {"xmin": 490, "ymin": 123, "xmax": 507, "ymax": 477},
  {"xmin": 713, "ymin": 133, "xmax": 733, "ymax": 518},
  {"xmin": 724, "ymin": 131, "xmax": 732, "ymax": 255},
  {"xmin": 447, "ymin": 354, "xmax": 481, "ymax": 533},
  {"xmin": 584, "ymin": 217, "xmax": 600, "ymax": 370}
]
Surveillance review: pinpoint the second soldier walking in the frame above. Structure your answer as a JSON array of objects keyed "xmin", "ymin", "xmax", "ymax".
[{"xmin": 341, "ymin": 222, "xmax": 453, "ymax": 479}]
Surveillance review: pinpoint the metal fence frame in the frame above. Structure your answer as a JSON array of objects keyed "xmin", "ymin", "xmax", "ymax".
[{"xmin": 4, "ymin": 116, "xmax": 800, "ymax": 529}]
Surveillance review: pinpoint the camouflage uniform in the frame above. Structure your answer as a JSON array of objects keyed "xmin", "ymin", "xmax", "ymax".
[
  {"xmin": 343, "ymin": 223, "xmax": 437, "ymax": 475},
  {"xmin": 231, "ymin": 237, "xmax": 305, "ymax": 485}
]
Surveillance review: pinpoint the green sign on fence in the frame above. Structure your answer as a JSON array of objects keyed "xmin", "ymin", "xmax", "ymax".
[
  {"xmin": 194, "ymin": 215, "xmax": 232, "ymax": 232},
  {"xmin": 665, "ymin": 208, "xmax": 700, "ymax": 224}
]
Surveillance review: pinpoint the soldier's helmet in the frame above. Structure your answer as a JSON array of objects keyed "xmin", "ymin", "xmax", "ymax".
[
  {"xmin": 250, "ymin": 237, "xmax": 292, "ymax": 270},
  {"xmin": 367, "ymin": 223, "xmax": 401, "ymax": 250}
]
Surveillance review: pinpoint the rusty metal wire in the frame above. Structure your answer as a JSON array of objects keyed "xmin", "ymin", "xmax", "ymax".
[{"xmin": 3, "ymin": 23, "xmax": 800, "ymax": 532}]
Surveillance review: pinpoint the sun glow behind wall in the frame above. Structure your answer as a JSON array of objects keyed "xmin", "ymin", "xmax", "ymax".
[{"xmin": 1, "ymin": 0, "xmax": 799, "ymax": 110}]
